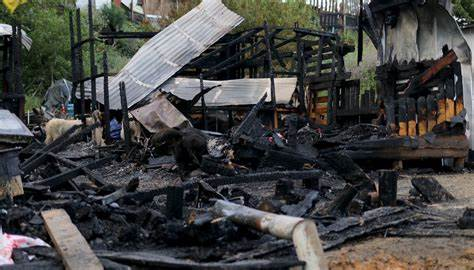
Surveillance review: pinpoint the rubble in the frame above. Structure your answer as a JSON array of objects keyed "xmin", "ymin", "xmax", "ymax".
[{"xmin": 0, "ymin": 0, "xmax": 473, "ymax": 269}]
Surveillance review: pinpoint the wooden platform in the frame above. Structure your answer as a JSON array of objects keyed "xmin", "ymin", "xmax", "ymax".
[{"xmin": 340, "ymin": 134, "xmax": 469, "ymax": 167}]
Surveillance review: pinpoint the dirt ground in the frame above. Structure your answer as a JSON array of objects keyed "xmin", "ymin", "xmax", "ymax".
[{"xmin": 327, "ymin": 172, "xmax": 474, "ymax": 270}]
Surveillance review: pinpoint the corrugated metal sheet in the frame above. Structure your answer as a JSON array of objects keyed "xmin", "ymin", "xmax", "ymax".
[
  {"xmin": 0, "ymin": 110, "xmax": 33, "ymax": 144},
  {"xmin": 0, "ymin": 24, "xmax": 32, "ymax": 50},
  {"xmin": 161, "ymin": 77, "xmax": 297, "ymax": 107},
  {"xmin": 96, "ymin": 0, "xmax": 244, "ymax": 110}
]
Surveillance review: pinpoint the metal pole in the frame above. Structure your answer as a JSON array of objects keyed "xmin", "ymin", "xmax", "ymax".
[
  {"xmin": 88, "ymin": 0, "xmax": 97, "ymax": 111},
  {"xmin": 103, "ymin": 52, "xmax": 111, "ymax": 144},
  {"xmin": 76, "ymin": 8, "xmax": 86, "ymax": 125},
  {"xmin": 119, "ymin": 81, "xmax": 131, "ymax": 152},
  {"xmin": 199, "ymin": 73, "xmax": 208, "ymax": 130}
]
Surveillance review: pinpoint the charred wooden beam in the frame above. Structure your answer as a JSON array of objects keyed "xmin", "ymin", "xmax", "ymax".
[
  {"xmin": 26, "ymin": 155, "xmax": 114, "ymax": 188},
  {"xmin": 231, "ymin": 93, "xmax": 267, "ymax": 144},
  {"xmin": 403, "ymin": 50, "xmax": 457, "ymax": 97},
  {"xmin": 427, "ymin": 94, "xmax": 437, "ymax": 132},
  {"xmin": 49, "ymin": 153, "xmax": 106, "ymax": 187},
  {"xmin": 378, "ymin": 170, "xmax": 398, "ymax": 206},
  {"xmin": 417, "ymin": 97, "xmax": 427, "ymax": 136},
  {"xmin": 166, "ymin": 186, "xmax": 184, "ymax": 220},
  {"xmin": 76, "ymin": 8, "xmax": 86, "ymax": 125},
  {"xmin": 445, "ymin": 77, "xmax": 455, "ymax": 121},
  {"xmin": 102, "ymin": 51, "xmax": 111, "ymax": 144},
  {"xmin": 119, "ymin": 82, "xmax": 131, "ymax": 152},
  {"xmin": 407, "ymin": 97, "xmax": 416, "ymax": 137},
  {"xmin": 398, "ymin": 98, "xmax": 407, "ymax": 136},
  {"xmin": 22, "ymin": 124, "xmax": 99, "ymax": 174},
  {"xmin": 319, "ymin": 184, "xmax": 357, "ymax": 216},
  {"xmin": 98, "ymin": 177, "xmax": 139, "ymax": 205},
  {"xmin": 411, "ymin": 177, "xmax": 455, "ymax": 203}
]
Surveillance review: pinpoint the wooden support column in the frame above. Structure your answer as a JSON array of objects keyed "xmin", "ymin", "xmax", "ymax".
[
  {"xmin": 398, "ymin": 98, "xmax": 407, "ymax": 136},
  {"xmin": 88, "ymin": 0, "xmax": 97, "ymax": 111},
  {"xmin": 445, "ymin": 77, "xmax": 455, "ymax": 121},
  {"xmin": 119, "ymin": 82, "xmax": 131, "ymax": 152},
  {"xmin": 263, "ymin": 22, "xmax": 277, "ymax": 128},
  {"xmin": 296, "ymin": 29, "xmax": 306, "ymax": 114},
  {"xmin": 199, "ymin": 73, "xmax": 208, "ymax": 130},
  {"xmin": 103, "ymin": 51, "xmax": 111, "ymax": 144},
  {"xmin": 76, "ymin": 8, "xmax": 86, "ymax": 125},
  {"xmin": 385, "ymin": 97, "xmax": 396, "ymax": 133},
  {"xmin": 454, "ymin": 63, "xmax": 464, "ymax": 115},
  {"xmin": 427, "ymin": 95, "xmax": 437, "ymax": 132},
  {"xmin": 407, "ymin": 98, "xmax": 416, "ymax": 137},
  {"xmin": 13, "ymin": 24, "xmax": 24, "ymax": 119},
  {"xmin": 437, "ymin": 84, "xmax": 446, "ymax": 123},
  {"xmin": 166, "ymin": 186, "xmax": 183, "ymax": 220},
  {"xmin": 417, "ymin": 97, "xmax": 427, "ymax": 136},
  {"xmin": 69, "ymin": 11, "xmax": 77, "ymax": 107},
  {"xmin": 378, "ymin": 170, "xmax": 398, "ymax": 206}
]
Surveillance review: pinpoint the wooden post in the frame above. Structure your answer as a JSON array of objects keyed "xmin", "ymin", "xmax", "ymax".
[
  {"xmin": 212, "ymin": 200, "xmax": 328, "ymax": 270},
  {"xmin": 417, "ymin": 96, "xmax": 427, "ymax": 136},
  {"xmin": 88, "ymin": 0, "xmax": 97, "ymax": 111},
  {"xmin": 103, "ymin": 52, "xmax": 111, "ymax": 144},
  {"xmin": 407, "ymin": 97, "xmax": 416, "ymax": 137},
  {"xmin": 166, "ymin": 186, "xmax": 184, "ymax": 220},
  {"xmin": 199, "ymin": 73, "xmax": 208, "ymax": 130},
  {"xmin": 437, "ymin": 84, "xmax": 446, "ymax": 123},
  {"xmin": 385, "ymin": 97, "xmax": 396, "ymax": 133},
  {"xmin": 445, "ymin": 78, "xmax": 455, "ymax": 121},
  {"xmin": 11, "ymin": 23, "xmax": 24, "ymax": 119},
  {"xmin": 119, "ymin": 82, "xmax": 131, "ymax": 152},
  {"xmin": 76, "ymin": 8, "xmax": 86, "ymax": 125},
  {"xmin": 296, "ymin": 27, "xmax": 307, "ymax": 114},
  {"xmin": 427, "ymin": 94, "xmax": 437, "ymax": 132},
  {"xmin": 454, "ymin": 63, "xmax": 464, "ymax": 115},
  {"xmin": 398, "ymin": 98, "xmax": 407, "ymax": 136},
  {"xmin": 69, "ymin": 11, "xmax": 77, "ymax": 108},
  {"xmin": 263, "ymin": 22, "xmax": 277, "ymax": 128},
  {"xmin": 378, "ymin": 170, "xmax": 398, "ymax": 206}
]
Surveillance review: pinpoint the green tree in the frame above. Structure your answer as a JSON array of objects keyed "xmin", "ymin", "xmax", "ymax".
[
  {"xmin": 169, "ymin": 0, "xmax": 318, "ymax": 31},
  {"xmin": 453, "ymin": 0, "xmax": 474, "ymax": 22}
]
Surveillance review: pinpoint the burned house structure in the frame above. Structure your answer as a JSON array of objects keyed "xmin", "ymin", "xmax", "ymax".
[{"xmin": 0, "ymin": 23, "xmax": 31, "ymax": 120}]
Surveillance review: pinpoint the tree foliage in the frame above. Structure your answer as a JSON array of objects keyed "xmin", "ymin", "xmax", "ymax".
[
  {"xmin": 170, "ymin": 0, "xmax": 319, "ymax": 31},
  {"xmin": 453, "ymin": 0, "xmax": 474, "ymax": 22}
]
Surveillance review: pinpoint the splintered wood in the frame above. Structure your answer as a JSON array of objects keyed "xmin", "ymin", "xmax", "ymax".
[{"xmin": 41, "ymin": 209, "xmax": 103, "ymax": 270}]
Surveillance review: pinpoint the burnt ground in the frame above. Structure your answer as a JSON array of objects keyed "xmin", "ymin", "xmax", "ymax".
[
  {"xmin": 327, "ymin": 172, "xmax": 474, "ymax": 269},
  {"xmin": 89, "ymin": 155, "xmax": 474, "ymax": 269}
]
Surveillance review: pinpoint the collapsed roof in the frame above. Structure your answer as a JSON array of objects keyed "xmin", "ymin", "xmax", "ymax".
[{"xmin": 95, "ymin": 0, "xmax": 244, "ymax": 110}]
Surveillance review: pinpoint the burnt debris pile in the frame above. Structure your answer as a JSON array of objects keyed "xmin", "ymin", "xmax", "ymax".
[{"xmin": 0, "ymin": 99, "xmax": 472, "ymax": 270}]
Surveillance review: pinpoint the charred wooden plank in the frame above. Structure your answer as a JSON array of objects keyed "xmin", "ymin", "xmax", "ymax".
[
  {"xmin": 437, "ymin": 87, "xmax": 447, "ymax": 124},
  {"xmin": 417, "ymin": 97, "xmax": 427, "ymax": 136},
  {"xmin": 48, "ymin": 153, "xmax": 106, "ymax": 187},
  {"xmin": 21, "ymin": 123, "xmax": 100, "ymax": 174},
  {"xmin": 411, "ymin": 177, "xmax": 455, "ymax": 203},
  {"xmin": 319, "ymin": 184, "xmax": 358, "ymax": 216},
  {"xmin": 398, "ymin": 98, "xmax": 408, "ymax": 136},
  {"xmin": 427, "ymin": 95, "xmax": 437, "ymax": 131},
  {"xmin": 403, "ymin": 50, "xmax": 457, "ymax": 96},
  {"xmin": 231, "ymin": 93, "xmax": 267, "ymax": 144},
  {"xmin": 445, "ymin": 78, "xmax": 456, "ymax": 121},
  {"xmin": 407, "ymin": 97, "xmax": 416, "ymax": 137},
  {"xmin": 96, "ymin": 250, "xmax": 303, "ymax": 269},
  {"xmin": 27, "ymin": 156, "xmax": 114, "ymax": 188},
  {"xmin": 281, "ymin": 191, "xmax": 319, "ymax": 217},
  {"xmin": 42, "ymin": 209, "xmax": 103, "ymax": 270},
  {"xmin": 453, "ymin": 62, "xmax": 464, "ymax": 115},
  {"xmin": 97, "ymin": 177, "xmax": 139, "ymax": 205}
]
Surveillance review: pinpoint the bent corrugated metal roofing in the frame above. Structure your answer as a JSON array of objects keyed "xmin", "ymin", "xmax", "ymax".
[{"xmin": 96, "ymin": 0, "xmax": 244, "ymax": 110}]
